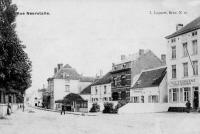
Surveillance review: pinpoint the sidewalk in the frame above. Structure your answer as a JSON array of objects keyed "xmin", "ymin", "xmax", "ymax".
[{"xmin": 33, "ymin": 106, "xmax": 99, "ymax": 116}]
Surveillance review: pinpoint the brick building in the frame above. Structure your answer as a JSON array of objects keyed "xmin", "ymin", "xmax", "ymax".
[{"xmin": 111, "ymin": 49, "xmax": 165, "ymax": 102}]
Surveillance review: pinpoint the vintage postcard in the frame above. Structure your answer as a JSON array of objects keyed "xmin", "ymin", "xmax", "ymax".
[{"xmin": 0, "ymin": 0, "xmax": 200, "ymax": 134}]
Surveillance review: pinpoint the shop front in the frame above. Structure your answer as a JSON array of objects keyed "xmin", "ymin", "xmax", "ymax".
[{"xmin": 168, "ymin": 78, "xmax": 200, "ymax": 109}]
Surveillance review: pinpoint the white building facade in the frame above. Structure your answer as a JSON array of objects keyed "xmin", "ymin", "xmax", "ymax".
[
  {"xmin": 130, "ymin": 67, "xmax": 168, "ymax": 104},
  {"xmin": 166, "ymin": 17, "xmax": 200, "ymax": 109},
  {"xmin": 47, "ymin": 64, "xmax": 94, "ymax": 110},
  {"xmin": 91, "ymin": 83, "xmax": 112, "ymax": 103}
]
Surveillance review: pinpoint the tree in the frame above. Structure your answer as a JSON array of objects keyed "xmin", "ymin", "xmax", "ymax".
[{"xmin": 0, "ymin": 0, "xmax": 32, "ymax": 95}]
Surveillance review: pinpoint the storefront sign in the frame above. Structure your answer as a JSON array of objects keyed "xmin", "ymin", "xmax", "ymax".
[{"xmin": 169, "ymin": 79, "xmax": 195, "ymax": 87}]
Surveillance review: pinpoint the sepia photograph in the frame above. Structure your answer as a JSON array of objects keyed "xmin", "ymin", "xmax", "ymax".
[{"xmin": 0, "ymin": 0, "xmax": 200, "ymax": 134}]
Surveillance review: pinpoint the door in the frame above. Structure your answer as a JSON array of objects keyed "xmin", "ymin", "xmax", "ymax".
[{"xmin": 193, "ymin": 87, "xmax": 199, "ymax": 109}]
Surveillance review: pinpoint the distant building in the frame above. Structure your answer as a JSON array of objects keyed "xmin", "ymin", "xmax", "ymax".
[
  {"xmin": 131, "ymin": 67, "xmax": 167, "ymax": 103},
  {"xmin": 47, "ymin": 64, "xmax": 94, "ymax": 110},
  {"xmin": 166, "ymin": 16, "xmax": 200, "ymax": 109},
  {"xmin": 90, "ymin": 72, "xmax": 112, "ymax": 103},
  {"xmin": 111, "ymin": 49, "xmax": 165, "ymax": 102}
]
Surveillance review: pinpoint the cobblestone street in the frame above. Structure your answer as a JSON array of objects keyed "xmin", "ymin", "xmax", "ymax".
[{"xmin": 0, "ymin": 108, "xmax": 200, "ymax": 134}]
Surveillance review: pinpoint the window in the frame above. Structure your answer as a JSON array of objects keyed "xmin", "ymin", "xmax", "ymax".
[
  {"xmin": 183, "ymin": 62, "xmax": 188, "ymax": 77},
  {"xmin": 148, "ymin": 95, "xmax": 159, "ymax": 103},
  {"xmin": 109, "ymin": 97, "xmax": 112, "ymax": 101},
  {"xmin": 169, "ymin": 89, "xmax": 172, "ymax": 102},
  {"xmin": 184, "ymin": 88, "xmax": 190, "ymax": 101},
  {"xmin": 172, "ymin": 65, "xmax": 176, "ymax": 78},
  {"xmin": 122, "ymin": 64, "xmax": 126, "ymax": 68},
  {"xmin": 192, "ymin": 31, "xmax": 198, "ymax": 36},
  {"xmin": 172, "ymin": 88, "xmax": 178, "ymax": 102},
  {"xmin": 192, "ymin": 40, "xmax": 198, "ymax": 55},
  {"xmin": 171, "ymin": 38, "xmax": 176, "ymax": 43},
  {"xmin": 133, "ymin": 97, "xmax": 139, "ymax": 103},
  {"xmin": 104, "ymin": 86, "xmax": 107, "ymax": 94},
  {"xmin": 113, "ymin": 77, "xmax": 117, "ymax": 86},
  {"xmin": 183, "ymin": 43, "xmax": 188, "ymax": 57},
  {"xmin": 152, "ymin": 96, "xmax": 158, "ymax": 103},
  {"xmin": 171, "ymin": 46, "xmax": 176, "ymax": 59},
  {"xmin": 65, "ymin": 85, "xmax": 70, "ymax": 92},
  {"xmin": 141, "ymin": 96, "xmax": 144, "ymax": 103},
  {"xmin": 193, "ymin": 61, "xmax": 198, "ymax": 75},
  {"xmin": 121, "ymin": 75, "xmax": 126, "ymax": 86}
]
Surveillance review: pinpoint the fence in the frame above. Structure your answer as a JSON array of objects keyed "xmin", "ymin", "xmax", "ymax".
[{"xmin": 0, "ymin": 103, "xmax": 22, "ymax": 117}]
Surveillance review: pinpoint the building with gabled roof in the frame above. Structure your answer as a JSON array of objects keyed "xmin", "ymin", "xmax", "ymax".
[
  {"xmin": 118, "ymin": 66, "xmax": 168, "ymax": 114},
  {"xmin": 130, "ymin": 67, "xmax": 167, "ymax": 103},
  {"xmin": 111, "ymin": 49, "xmax": 166, "ymax": 102},
  {"xmin": 166, "ymin": 16, "xmax": 200, "ymax": 110},
  {"xmin": 166, "ymin": 16, "xmax": 200, "ymax": 39},
  {"xmin": 47, "ymin": 64, "xmax": 94, "ymax": 109},
  {"xmin": 90, "ymin": 72, "xmax": 112, "ymax": 104}
]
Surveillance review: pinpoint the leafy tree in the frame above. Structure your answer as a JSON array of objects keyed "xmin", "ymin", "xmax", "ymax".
[{"xmin": 0, "ymin": 0, "xmax": 32, "ymax": 95}]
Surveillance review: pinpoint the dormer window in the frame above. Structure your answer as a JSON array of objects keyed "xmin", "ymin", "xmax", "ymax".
[
  {"xmin": 171, "ymin": 38, "xmax": 176, "ymax": 43},
  {"xmin": 122, "ymin": 64, "xmax": 126, "ymax": 68},
  {"xmin": 192, "ymin": 31, "xmax": 197, "ymax": 36}
]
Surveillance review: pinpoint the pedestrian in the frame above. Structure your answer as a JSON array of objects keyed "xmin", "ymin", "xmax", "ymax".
[
  {"xmin": 186, "ymin": 100, "xmax": 191, "ymax": 113},
  {"xmin": 22, "ymin": 104, "xmax": 25, "ymax": 112},
  {"xmin": 61, "ymin": 105, "xmax": 65, "ymax": 115},
  {"xmin": 7, "ymin": 103, "xmax": 11, "ymax": 115}
]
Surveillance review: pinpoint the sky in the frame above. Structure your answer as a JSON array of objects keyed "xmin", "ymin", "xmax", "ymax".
[{"xmin": 12, "ymin": 0, "xmax": 200, "ymax": 93}]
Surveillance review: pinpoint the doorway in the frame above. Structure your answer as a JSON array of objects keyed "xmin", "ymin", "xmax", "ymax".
[{"xmin": 193, "ymin": 87, "xmax": 199, "ymax": 109}]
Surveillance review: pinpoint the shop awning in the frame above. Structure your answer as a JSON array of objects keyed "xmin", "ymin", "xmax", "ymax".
[{"xmin": 55, "ymin": 99, "xmax": 63, "ymax": 103}]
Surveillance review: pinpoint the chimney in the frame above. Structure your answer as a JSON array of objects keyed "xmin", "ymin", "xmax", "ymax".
[
  {"xmin": 161, "ymin": 54, "xmax": 166, "ymax": 65},
  {"xmin": 121, "ymin": 55, "xmax": 126, "ymax": 61},
  {"xmin": 176, "ymin": 24, "xmax": 183, "ymax": 31},
  {"xmin": 139, "ymin": 49, "xmax": 144, "ymax": 56},
  {"xmin": 100, "ymin": 70, "xmax": 103, "ymax": 77},
  {"xmin": 57, "ymin": 63, "xmax": 63, "ymax": 70},
  {"xmin": 54, "ymin": 67, "xmax": 57, "ymax": 74}
]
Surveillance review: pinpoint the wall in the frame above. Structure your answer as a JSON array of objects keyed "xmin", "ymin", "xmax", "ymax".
[
  {"xmin": 130, "ymin": 87, "xmax": 159, "ymax": 103},
  {"xmin": 54, "ymin": 79, "xmax": 66, "ymax": 102},
  {"xmin": 0, "ymin": 103, "xmax": 22, "ymax": 117},
  {"xmin": 159, "ymin": 74, "xmax": 168, "ymax": 103},
  {"xmin": 118, "ymin": 103, "xmax": 171, "ymax": 114},
  {"xmin": 91, "ymin": 83, "xmax": 112, "ymax": 103},
  {"xmin": 167, "ymin": 29, "xmax": 200, "ymax": 82}
]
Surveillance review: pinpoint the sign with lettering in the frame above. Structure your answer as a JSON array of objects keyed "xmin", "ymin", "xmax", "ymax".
[{"xmin": 169, "ymin": 79, "xmax": 195, "ymax": 87}]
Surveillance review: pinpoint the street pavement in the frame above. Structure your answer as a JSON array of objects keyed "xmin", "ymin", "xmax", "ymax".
[{"xmin": 0, "ymin": 107, "xmax": 200, "ymax": 134}]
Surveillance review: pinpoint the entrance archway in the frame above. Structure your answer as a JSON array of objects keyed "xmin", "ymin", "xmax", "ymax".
[{"xmin": 112, "ymin": 92, "xmax": 119, "ymax": 101}]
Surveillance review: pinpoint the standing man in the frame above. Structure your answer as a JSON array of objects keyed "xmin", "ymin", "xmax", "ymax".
[
  {"xmin": 61, "ymin": 104, "xmax": 65, "ymax": 115},
  {"xmin": 186, "ymin": 100, "xmax": 191, "ymax": 113}
]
